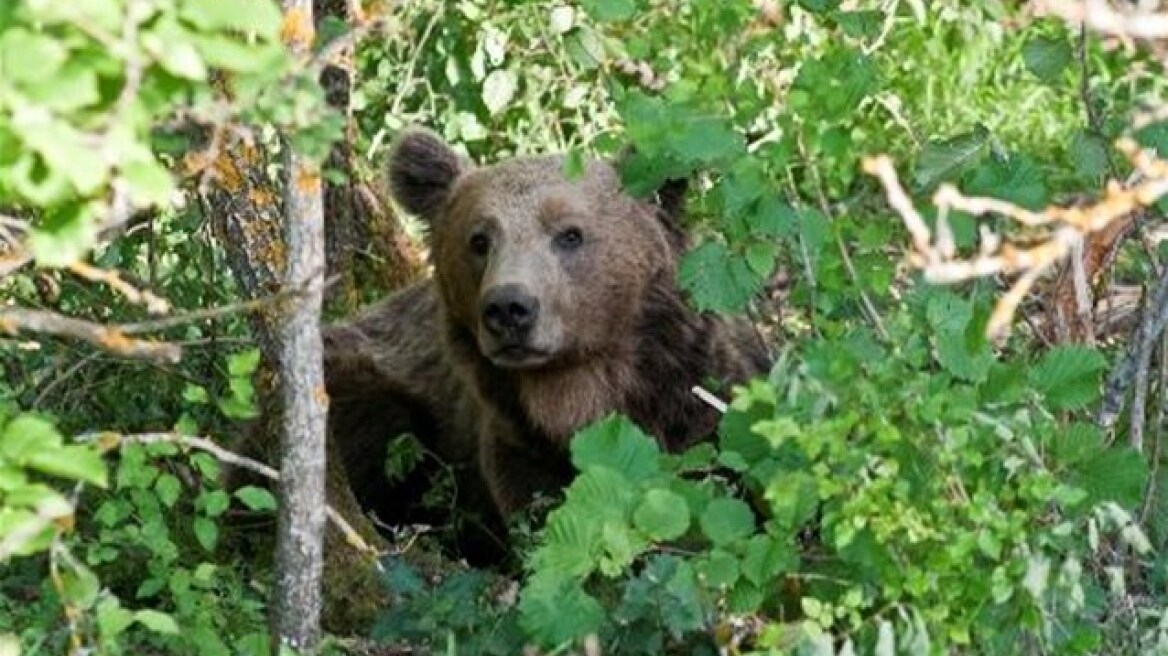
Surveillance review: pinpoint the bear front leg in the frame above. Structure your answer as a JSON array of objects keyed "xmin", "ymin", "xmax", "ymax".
[{"xmin": 479, "ymin": 423, "xmax": 573, "ymax": 518}]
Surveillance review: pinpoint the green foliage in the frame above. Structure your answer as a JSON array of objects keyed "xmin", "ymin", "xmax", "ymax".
[{"xmin": 516, "ymin": 301, "xmax": 1150, "ymax": 653}]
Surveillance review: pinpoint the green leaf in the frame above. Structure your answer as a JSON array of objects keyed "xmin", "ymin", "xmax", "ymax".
[
  {"xmin": 1022, "ymin": 35, "xmax": 1072, "ymax": 83},
  {"xmin": 742, "ymin": 534, "xmax": 797, "ymax": 585},
  {"xmin": 964, "ymin": 152, "xmax": 1047, "ymax": 209},
  {"xmin": 699, "ymin": 498, "xmax": 755, "ymax": 546},
  {"xmin": 913, "ymin": 126, "xmax": 990, "ymax": 189},
  {"xmin": 1, "ymin": 415, "xmax": 63, "ymax": 461},
  {"xmin": 234, "ymin": 486, "xmax": 278, "ymax": 511},
  {"xmin": 833, "ymin": 10, "xmax": 884, "ymax": 39},
  {"xmin": 1069, "ymin": 446, "xmax": 1147, "ymax": 507},
  {"xmin": 570, "ymin": 415, "xmax": 660, "ymax": 482},
  {"xmin": 122, "ymin": 158, "xmax": 176, "ymax": 207},
  {"xmin": 200, "ymin": 490, "xmax": 231, "ymax": 517},
  {"xmin": 679, "ymin": 241, "xmax": 764, "ymax": 313},
  {"xmin": 745, "ymin": 242, "xmax": 777, "ymax": 278},
  {"xmin": 154, "ymin": 474, "xmax": 182, "ymax": 508},
  {"xmin": 0, "ymin": 29, "xmax": 66, "ymax": 83},
  {"xmin": 59, "ymin": 562, "xmax": 100, "ymax": 609},
  {"xmin": 519, "ymin": 576, "xmax": 605, "ymax": 647},
  {"xmin": 180, "ymin": 0, "xmax": 282, "ymax": 38},
  {"xmin": 193, "ymin": 517, "xmax": 218, "ymax": 551},
  {"xmin": 228, "ymin": 349, "xmax": 262, "ymax": 377},
  {"xmin": 1069, "ymin": 130, "xmax": 1109, "ymax": 181},
  {"xmin": 697, "ymin": 549, "xmax": 740, "ymax": 588},
  {"xmin": 580, "ymin": 0, "xmax": 637, "ymax": 22},
  {"xmin": 27, "ymin": 446, "xmax": 108, "ymax": 488},
  {"xmin": 134, "ymin": 609, "xmax": 179, "ymax": 635},
  {"xmin": 27, "ymin": 204, "xmax": 98, "ymax": 267},
  {"xmin": 633, "ymin": 489, "xmax": 690, "ymax": 541},
  {"xmin": 1030, "ymin": 346, "xmax": 1106, "ymax": 411}
]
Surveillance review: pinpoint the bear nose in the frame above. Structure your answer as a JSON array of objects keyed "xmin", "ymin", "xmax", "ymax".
[{"xmin": 481, "ymin": 285, "xmax": 539, "ymax": 338}]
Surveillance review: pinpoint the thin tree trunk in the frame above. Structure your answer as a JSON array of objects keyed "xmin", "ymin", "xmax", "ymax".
[{"xmin": 271, "ymin": 1, "xmax": 328, "ymax": 649}]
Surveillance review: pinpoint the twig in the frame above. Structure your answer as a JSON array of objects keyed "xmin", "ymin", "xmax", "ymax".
[
  {"xmin": 121, "ymin": 273, "xmax": 337, "ymax": 334},
  {"xmin": 1098, "ymin": 267, "xmax": 1168, "ymax": 430},
  {"xmin": 67, "ymin": 261, "xmax": 171, "ymax": 315},
  {"xmin": 863, "ymin": 140, "xmax": 1168, "ymax": 340},
  {"xmin": 86, "ymin": 431, "xmax": 384, "ymax": 565},
  {"xmin": 0, "ymin": 308, "xmax": 181, "ymax": 363},
  {"xmin": 692, "ymin": 386, "xmax": 729, "ymax": 414},
  {"xmin": 0, "ymin": 250, "xmax": 32, "ymax": 279}
]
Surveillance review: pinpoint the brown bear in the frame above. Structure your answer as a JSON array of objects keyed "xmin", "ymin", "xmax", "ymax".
[{"xmin": 322, "ymin": 128, "xmax": 770, "ymax": 539}]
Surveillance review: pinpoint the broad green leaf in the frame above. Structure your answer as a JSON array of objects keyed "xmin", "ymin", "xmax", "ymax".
[
  {"xmin": 1, "ymin": 415, "xmax": 63, "ymax": 461},
  {"xmin": 633, "ymin": 489, "xmax": 690, "ymax": 540},
  {"xmin": 697, "ymin": 549, "xmax": 740, "ymax": 588},
  {"xmin": 134, "ymin": 609, "xmax": 180, "ymax": 635},
  {"xmin": 228, "ymin": 349, "xmax": 262, "ymax": 377},
  {"xmin": 742, "ymin": 534, "xmax": 797, "ymax": 585},
  {"xmin": 679, "ymin": 241, "xmax": 764, "ymax": 313},
  {"xmin": 59, "ymin": 562, "xmax": 100, "ymax": 609},
  {"xmin": 519, "ymin": 576, "xmax": 605, "ymax": 646},
  {"xmin": 1022, "ymin": 35, "xmax": 1072, "ymax": 83},
  {"xmin": 122, "ymin": 158, "xmax": 177, "ymax": 207},
  {"xmin": 580, "ymin": 0, "xmax": 637, "ymax": 22},
  {"xmin": 913, "ymin": 126, "xmax": 990, "ymax": 189},
  {"xmin": 570, "ymin": 415, "xmax": 660, "ymax": 481},
  {"xmin": 235, "ymin": 486, "xmax": 278, "ymax": 511},
  {"xmin": 1069, "ymin": 130, "xmax": 1109, "ymax": 181},
  {"xmin": 699, "ymin": 498, "xmax": 755, "ymax": 546},
  {"xmin": 0, "ymin": 29, "xmax": 66, "ymax": 83},
  {"xmin": 27, "ymin": 446, "xmax": 108, "ymax": 488},
  {"xmin": 193, "ymin": 516, "xmax": 218, "ymax": 551},
  {"xmin": 180, "ymin": 0, "xmax": 282, "ymax": 38},
  {"xmin": 1069, "ymin": 446, "xmax": 1147, "ymax": 507},
  {"xmin": 1030, "ymin": 346, "xmax": 1106, "ymax": 411},
  {"xmin": 27, "ymin": 204, "xmax": 98, "ymax": 267},
  {"xmin": 964, "ymin": 152, "xmax": 1047, "ymax": 210},
  {"xmin": 834, "ymin": 10, "xmax": 883, "ymax": 39},
  {"xmin": 200, "ymin": 490, "xmax": 231, "ymax": 517},
  {"xmin": 154, "ymin": 474, "xmax": 182, "ymax": 508}
]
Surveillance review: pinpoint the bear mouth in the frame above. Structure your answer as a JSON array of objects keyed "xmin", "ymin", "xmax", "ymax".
[{"xmin": 489, "ymin": 344, "xmax": 553, "ymax": 369}]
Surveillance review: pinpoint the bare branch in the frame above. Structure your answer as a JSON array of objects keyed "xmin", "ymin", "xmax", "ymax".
[
  {"xmin": 862, "ymin": 139, "xmax": 1168, "ymax": 341},
  {"xmin": 67, "ymin": 261, "xmax": 171, "ymax": 315},
  {"xmin": 0, "ymin": 308, "xmax": 181, "ymax": 363}
]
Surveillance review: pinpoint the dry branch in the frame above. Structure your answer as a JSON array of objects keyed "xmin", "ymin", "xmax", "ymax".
[
  {"xmin": 862, "ymin": 138, "xmax": 1168, "ymax": 340},
  {"xmin": 0, "ymin": 308, "xmax": 181, "ymax": 363}
]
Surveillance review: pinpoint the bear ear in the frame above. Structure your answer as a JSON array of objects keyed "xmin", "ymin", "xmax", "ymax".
[{"xmin": 387, "ymin": 128, "xmax": 467, "ymax": 224}]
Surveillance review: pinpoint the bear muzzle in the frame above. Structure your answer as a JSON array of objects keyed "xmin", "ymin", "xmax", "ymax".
[{"xmin": 478, "ymin": 284, "xmax": 553, "ymax": 368}]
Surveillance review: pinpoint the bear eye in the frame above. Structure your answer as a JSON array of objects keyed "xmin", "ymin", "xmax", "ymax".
[
  {"xmin": 553, "ymin": 227, "xmax": 584, "ymax": 251},
  {"xmin": 468, "ymin": 232, "xmax": 491, "ymax": 256}
]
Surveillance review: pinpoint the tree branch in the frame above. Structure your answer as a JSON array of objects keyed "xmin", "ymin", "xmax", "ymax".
[{"xmin": 0, "ymin": 308, "xmax": 182, "ymax": 363}]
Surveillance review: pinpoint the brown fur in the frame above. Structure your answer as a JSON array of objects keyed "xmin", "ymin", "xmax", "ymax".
[{"xmin": 324, "ymin": 128, "xmax": 771, "ymax": 526}]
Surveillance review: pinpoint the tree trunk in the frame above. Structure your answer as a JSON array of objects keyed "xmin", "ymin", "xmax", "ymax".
[
  {"xmin": 201, "ymin": 1, "xmax": 426, "ymax": 638},
  {"xmin": 269, "ymin": 1, "xmax": 328, "ymax": 650}
]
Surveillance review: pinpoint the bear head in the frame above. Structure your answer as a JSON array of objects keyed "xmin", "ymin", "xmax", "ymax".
[{"xmin": 387, "ymin": 128, "xmax": 688, "ymax": 372}]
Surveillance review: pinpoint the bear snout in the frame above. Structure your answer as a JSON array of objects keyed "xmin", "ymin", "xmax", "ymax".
[{"xmin": 480, "ymin": 284, "xmax": 540, "ymax": 340}]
